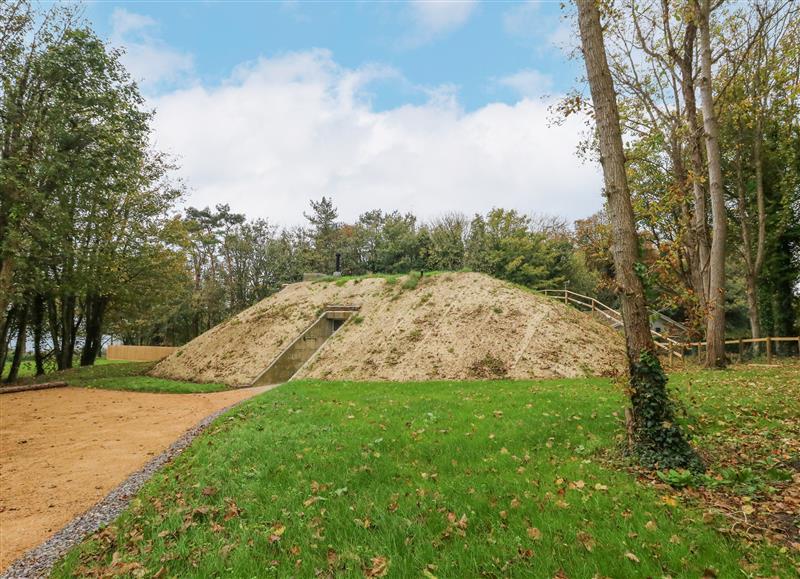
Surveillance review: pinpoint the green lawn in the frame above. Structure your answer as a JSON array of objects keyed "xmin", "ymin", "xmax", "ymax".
[
  {"xmin": 4, "ymin": 359, "xmax": 229, "ymax": 394},
  {"xmin": 54, "ymin": 365, "xmax": 799, "ymax": 577},
  {"xmin": 2, "ymin": 357, "xmax": 125, "ymax": 380}
]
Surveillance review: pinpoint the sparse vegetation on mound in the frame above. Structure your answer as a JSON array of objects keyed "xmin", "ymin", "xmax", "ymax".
[{"xmin": 151, "ymin": 272, "xmax": 625, "ymax": 386}]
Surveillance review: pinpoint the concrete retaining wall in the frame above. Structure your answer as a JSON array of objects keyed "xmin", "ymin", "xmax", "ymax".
[{"xmin": 251, "ymin": 313, "xmax": 348, "ymax": 386}]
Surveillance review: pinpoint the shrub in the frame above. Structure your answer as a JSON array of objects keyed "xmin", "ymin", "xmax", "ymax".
[
  {"xmin": 469, "ymin": 353, "xmax": 508, "ymax": 378},
  {"xmin": 402, "ymin": 272, "xmax": 421, "ymax": 290}
]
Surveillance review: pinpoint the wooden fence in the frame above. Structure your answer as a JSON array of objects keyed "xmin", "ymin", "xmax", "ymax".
[
  {"xmin": 106, "ymin": 345, "xmax": 178, "ymax": 362},
  {"xmin": 681, "ymin": 336, "xmax": 800, "ymax": 363},
  {"xmin": 536, "ymin": 289, "xmax": 799, "ymax": 364}
]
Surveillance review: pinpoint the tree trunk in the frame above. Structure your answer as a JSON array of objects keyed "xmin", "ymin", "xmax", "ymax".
[
  {"xmin": 46, "ymin": 295, "xmax": 62, "ymax": 366},
  {"xmin": 80, "ymin": 293, "xmax": 108, "ymax": 366},
  {"xmin": 696, "ymin": 0, "xmax": 727, "ymax": 368},
  {"xmin": 677, "ymin": 19, "xmax": 711, "ymax": 307},
  {"xmin": 32, "ymin": 293, "xmax": 45, "ymax": 375},
  {"xmin": 575, "ymin": 0, "xmax": 700, "ymax": 470},
  {"xmin": 57, "ymin": 294, "xmax": 76, "ymax": 370},
  {"xmin": 735, "ymin": 129, "xmax": 764, "ymax": 342},
  {"xmin": 0, "ymin": 305, "xmax": 16, "ymax": 380},
  {"xmin": 748, "ymin": 112, "xmax": 767, "ymax": 339},
  {"xmin": 5, "ymin": 303, "xmax": 27, "ymax": 383},
  {"xmin": 0, "ymin": 258, "xmax": 13, "ymax": 324},
  {"xmin": 745, "ymin": 275, "xmax": 761, "ymax": 340}
]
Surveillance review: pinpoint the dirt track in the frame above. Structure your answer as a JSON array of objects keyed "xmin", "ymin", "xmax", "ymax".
[{"xmin": 0, "ymin": 386, "xmax": 271, "ymax": 570}]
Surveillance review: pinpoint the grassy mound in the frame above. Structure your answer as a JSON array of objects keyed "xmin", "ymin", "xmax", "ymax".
[
  {"xmin": 54, "ymin": 366, "xmax": 798, "ymax": 577},
  {"xmin": 152, "ymin": 272, "xmax": 624, "ymax": 386}
]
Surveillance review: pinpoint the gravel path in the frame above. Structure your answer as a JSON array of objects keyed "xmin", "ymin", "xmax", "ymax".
[{"xmin": 1, "ymin": 385, "xmax": 277, "ymax": 579}]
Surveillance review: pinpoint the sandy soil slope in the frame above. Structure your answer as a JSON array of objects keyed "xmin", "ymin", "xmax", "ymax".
[
  {"xmin": 152, "ymin": 272, "xmax": 625, "ymax": 386},
  {"xmin": 0, "ymin": 386, "xmax": 270, "ymax": 570}
]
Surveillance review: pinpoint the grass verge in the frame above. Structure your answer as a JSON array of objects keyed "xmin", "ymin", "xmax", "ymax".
[
  {"xmin": 53, "ymin": 365, "xmax": 798, "ymax": 577},
  {"xmin": 2, "ymin": 357, "xmax": 125, "ymax": 380},
  {"xmin": 4, "ymin": 360, "xmax": 228, "ymax": 394}
]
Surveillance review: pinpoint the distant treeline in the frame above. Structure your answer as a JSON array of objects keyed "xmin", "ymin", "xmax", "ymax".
[{"xmin": 141, "ymin": 200, "xmax": 602, "ymax": 349}]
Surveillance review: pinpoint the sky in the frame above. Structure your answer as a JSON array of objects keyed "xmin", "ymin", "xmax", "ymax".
[{"xmin": 80, "ymin": 0, "xmax": 602, "ymax": 226}]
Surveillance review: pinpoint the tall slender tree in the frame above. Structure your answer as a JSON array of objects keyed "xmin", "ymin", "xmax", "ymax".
[
  {"xmin": 694, "ymin": 0, "xmax": 728, "ymax": 368},
  {"xmin": 575, "ymin": 0, "xmax": 700, "ymax": 468}
]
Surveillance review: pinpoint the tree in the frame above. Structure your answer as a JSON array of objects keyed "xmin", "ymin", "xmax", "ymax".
[
  {"xmin": 1, "ymin": 8, "xmax": 184, "ymax": 377},
  {"xmin": 425, "ymin": 212, "xmax": 469, "ymax": 271},
  {"xmin": 719, "ymin": 3, "xmax": 798, "ymax": 341},
  {"xmin": 304, "ymin": 196, "xmax": 339, "ymax": 273},
  {"xmin": 0, "ymin": 1, "xmax": 78, "ymax": 376},
  {"xmin": 693, "ymin": 0, "xmax": 728, "ymax": 368},
  {"xmin": 575, "ymin": 0, "xmax": 700, "ymax": 468}
]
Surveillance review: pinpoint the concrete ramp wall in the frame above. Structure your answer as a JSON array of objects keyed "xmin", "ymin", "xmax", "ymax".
[{"xmin": 251, "ymin": 310, "xmax": 353, "ymax": 386}]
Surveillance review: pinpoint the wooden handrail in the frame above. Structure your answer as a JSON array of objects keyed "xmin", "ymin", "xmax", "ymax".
[
  {"xmin": 537, "ymin": 288, "xmax": 683, "ymax": 358},
  {"xmin": 542, "ymin": 288, "xmax": 688, "ymax": 335},
  {"xmin": 536, "ymin": 289, "xmax": 799, "ymax": 363},
  {"xmin": 682, "ymin": 336, "xmax": 800, "ymax": 347}
]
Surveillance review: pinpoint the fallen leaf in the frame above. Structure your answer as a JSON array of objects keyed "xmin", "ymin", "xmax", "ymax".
[
  {"xmin": 268, "ymin": 523, "xmax": 286, "ymax": 544},
  {"xmin": 327, "ymin": 549, "xmax": 338, "ymax": 566},
  {"xmin": 365, "ymin": 556, "xmax": 389, "ymax": 577},
  {"xmin": 527, "ymin": 527, "xmax": 542, "ymax": 540},
  {"xmin": 224, "ymin": 499, "xmax": 241, "ymax": 521},
  {"xmin": 624, "ymin": 552, "xmax": 640, "ymax": 564},
  {"xmin": 576, "ymin": 531, "xmax": 596, "ymax": 552}
]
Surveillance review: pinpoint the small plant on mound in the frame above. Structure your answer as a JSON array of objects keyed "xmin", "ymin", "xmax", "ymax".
[
  {"xmin": 469, "ymin": 353, "xmax": 508, "ymax": 378},
  {"xmin": 628, "ymin": 352, "xmax": 704, "ymax": 471},
  {"xmin": 407, "ymin": 328, "xmax": 423, "ymax": 342},
  {"xmin": 401, "ymin": 271, "xmax": 421, "ymax": 290},
  {"xmin": 416, "ymin": 292, "xmax": 432, "ymax": 307}
]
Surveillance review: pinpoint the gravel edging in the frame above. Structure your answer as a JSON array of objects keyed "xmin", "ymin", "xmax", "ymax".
[{"xmin": 1, "ymin": 392, "xmax": 265, "ymax": 579}]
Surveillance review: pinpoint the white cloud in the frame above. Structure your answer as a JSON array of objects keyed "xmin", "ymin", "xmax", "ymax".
[
  {"xmin": 497, "ymin": 69, "xmax": 554, "ymax": 99},
  {"xmin": 406, "ymin": 0, "xmax": 477, "ymax": 45},
  {"xmin": 150, "ymin": 50, "xmax": 602, "ymax": 226},
  {"xmin": 110, "ymin": 8, "xmax": 194, "ymax": 92},
  {"xmin": 110, "ymin": 9, "xmax": 156, "ymax": 36}
]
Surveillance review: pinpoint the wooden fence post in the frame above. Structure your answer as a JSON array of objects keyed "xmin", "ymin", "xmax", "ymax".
[
  {"xmin": 738, "ymin": 338, "xmax": 744, "ymax": 361},
  {"xmin": 766, "ymin": 337, "xmax": 772, "ymax": 363},
  {"xmin": 564, "ymin": 290, "xmax": 568, "ymax": 305}
]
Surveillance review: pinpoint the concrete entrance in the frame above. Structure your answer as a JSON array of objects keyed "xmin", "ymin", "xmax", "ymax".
[{"xmin": 251, "ymin": 306, "xmax": 358, "ymax": 386}]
